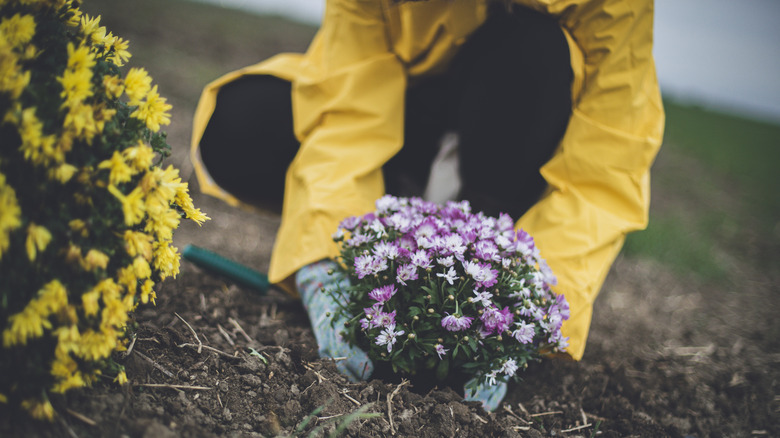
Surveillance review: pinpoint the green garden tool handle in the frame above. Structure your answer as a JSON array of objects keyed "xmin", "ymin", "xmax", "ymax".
[{"xmin": 182, "ymin": 244, "xmax": 269, "ymax": 294}]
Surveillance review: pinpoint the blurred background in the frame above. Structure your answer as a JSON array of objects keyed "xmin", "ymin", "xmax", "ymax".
[{"xmin": 191, "ymin": 0, "xmax": 780, "ymax": 123}]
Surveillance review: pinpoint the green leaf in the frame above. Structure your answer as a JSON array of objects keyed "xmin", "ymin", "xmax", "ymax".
[
  {"xmin": 461, "ymin": 362, "xmax": 483, "ymax": 370},
  {"xmin": 248, "ymin": 348, "xmax": 268, "ymax": 364}
]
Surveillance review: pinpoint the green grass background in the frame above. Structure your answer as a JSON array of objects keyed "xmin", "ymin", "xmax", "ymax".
[{"xmin": 623, "ymin": 100, "xmax": 780, "ymax": 282}]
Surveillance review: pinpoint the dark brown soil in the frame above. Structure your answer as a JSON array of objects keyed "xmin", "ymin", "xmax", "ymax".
[{"xmin": 1, "ymin": 0, "xmax": 778, "ymax": 436}]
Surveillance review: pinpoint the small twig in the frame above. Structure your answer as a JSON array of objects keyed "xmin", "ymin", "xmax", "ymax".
[
  {"xmin": 217, "ymin": 324, "xmax": 236, "ymax": 346},
  {"xmin": 217, "ymin": 391, "xmax": 223, "ymax": 408},
  {"xmin": 134, "ymin": 350, "xmax": 175, "ymax": 379},
  {"xmin": 584, "ymin": 411, "xmax": 608, "ymax": 422},
  {"xmin": 301, "ymin": 381, "xmax": 317, "ymax": 395},
  {"xmin": 175, "ymin": 312, "xmax": 202, "ymax": 354},
  {"xmin": 387, "ymin": 379, "xmax": 410, "ymax": 435},
  {"xmin": 517, "ymin": 402, "xmax": 530, "ymax": 416},
  {"xmin": 124, "ymin": 335, "xmax": 137, "ymax": 358},
  {"xmin": 229, "ymin": 317, "xmax": 254, "ymax": 343},
  {"xmin": 561, "ymin": 423, "xmax": 592, "ymax": 433},
  {"xmin": 339, "ymin": 389, "xmax": 361, "ymax": 406},
  {"xmin": 473, "ymin": 413, "xmax": 488, "ymax": 424},
  {"xmin": 529, "ymin": 410, "xmax": 564, "ymax": 418},
  {"xmin": 303, "ymin": 362, "xmax": 328, "ymax": 383},
  {"xmin": 66, "ymin": 408, "xmax": 97, "ymax": 426},
  {"xmin": 503, "ymin": 405, "xmax": 530, "ymax": 425},
  {"xmin": 331, "ymin": 357, "xmax": 348, "ymax": 362},
  {"xmin": 56, "ymin": 412, "xmax": 79, "ymax": 438},
  {"xmin": 135, "ymin": 383, "xmax": 212, "ymax": 390},
  {"xmin": 513, "ymin": 426, "xmax": 531, "ymax": 431},
  {"xmin": 178, "ymin": 342, "xmax": 239, "ymax": 360}
]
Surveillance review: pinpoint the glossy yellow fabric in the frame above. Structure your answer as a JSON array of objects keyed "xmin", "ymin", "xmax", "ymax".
[{"xmin": 190, "ymin": 0, "xmax": 665, "ymax": 360}]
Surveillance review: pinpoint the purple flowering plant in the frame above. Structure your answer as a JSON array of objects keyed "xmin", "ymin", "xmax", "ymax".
[{"xmin": 325, "ymin": 195, "xmax": 569, "ymax": 389}]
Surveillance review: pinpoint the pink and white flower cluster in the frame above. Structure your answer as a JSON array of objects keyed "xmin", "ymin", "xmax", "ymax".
[{"xmin": 327, "ymin": 195, "xmax": 569, "ymax": 387}]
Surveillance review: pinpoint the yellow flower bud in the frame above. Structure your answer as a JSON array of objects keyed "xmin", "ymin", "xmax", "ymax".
[
  {"xmin": 25, "ymin": 223, "xmax": 52, "ymax": 261},
  {"xmin": 82, "ymin": 249, "xmax": 109, "ymax": 270},
  {"xmin": 21, "ymin": 398, "xmax": 54, "ymax": 421}
]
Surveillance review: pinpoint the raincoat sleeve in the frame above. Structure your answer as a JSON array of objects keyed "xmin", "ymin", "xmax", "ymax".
[
  {"xmin": 513, "ymin": 0, "xmax": 665, "ymax": 360},
  {"xmin": 269, "ymin": 0, "xmax": 406, "ymax": 293}
]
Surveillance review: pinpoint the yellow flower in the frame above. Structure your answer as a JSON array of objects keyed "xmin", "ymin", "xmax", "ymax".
[
  {"xmin": 122, "ymin": 141, "xmax": 154, "ymax": 171},
  {"xmin": 0, "ymin": 393, "xmax": 6, "ymax": 404},
  {"xmin": 175, "ymin": 185, "xmax": 209, "ymax": 225},
  {"xmin": 102, "ymin": 74, "xmax": 124, "ymax": 99},
  {"xmin": 54, "ymin": 325, "xmax": 81, "ymax": 355},
  {"xmin": 64, "ymin": 243, "xmax": 82, "ymax": 265},
  {"xmin": 65, "ymin": 4, "xmax": 82, "ymax": 27},
  {"xmin": 81, "ymin": 248, "xmax": 109, "ymax": 270},
  {"xmin": 153, "ymin": 240, "xmax": 180, "ymax": 280},
  {"xmin": 116, "ymin": 265, "xmax": 137, "ymax": 294},
  {"xmin": 81, "ymin": 288, "xmax": 100, "ymax": 317},
  {"xmin": 143, "ymin": 164, "xmax": 185, "ymax": 210},
  {"xmin": 63, "ymin": 102, "xmax": 99, "ymax": 143},
  {"xmin": 77, "ymin": 328, "xmax": 116, "ymax": 361},
  {"xmin": 132, "ymin": 256, "xmax": 151, "ymax": 279},
  {"xmin": 131, "ymin": 85, "xmax": 171, "ymax": 132},
  {"xmin": 0, "ymin": 13, "xmax": 36, "ymax": 48},
  {"xmin": 51, "ymin": 345, "xmax": 79, "ymax": 380},
  {"xmin": 2, "ymin": 305, "xmax": 52, "ymax": 347},
  {"xmin": 59, "ymin": 67, "xmax": 92, "ymax": 107},
  {"xmin": 35, "ymin": 279, "xmax": 68, "ymax": 315},
  {"xmin": 123, "ymin": 230, "xmax": 153, "ymax": 260},
  {"xmin": 58, "ymin": 43, "xmax": 95, "ymax": 109},
  {"xmin": 17, "ymin": 106, "xmax": 51, "ymax": 165},
  {"xmin": 0, "ymin": 173, "xmax": 22, "ymax": 260},
  {"xmin": 20, "ymin": 42, "xmax": 37, "ymax": 61},
  {"xmin": 79, "ymin": 14, "xmax": 101, "ymax": 40},
  {"xmin": 21, "ymin": 398, "xmax": 54, "ymax": 421},
  {"xmin": 94, "ymin": 277, "xmax": 120, "ymax": 302},
  {"xmin": 100, "ymin": 294, "xmax": 129, "ymax": 329},
  {"xmin": 114, "ymin": 370, "xmax": 128, "ymax": 385},
  {"xmin": 49, "ymin": 162, "xmax": 78, "ymax": 183},
  {"xmin": 88, "ymin": 23, "xmax": 107, "ymax": 47},
  {"xmin": 123, "ymin": 67, "xmax": 151, "ymax": 105},
  {"xmin": 108, "ymin": 184, "xmax": 145, "ymax": 226},
  {"xmin": 139, "ymin": 279, "xmax": 155, "ymax": 304},
  {"xmin": 109, "ymin": 35, "xmax": 130, "ymax": 66},
  {"xmin": 65, "ymin": 42, "xmax": 95, "ymax": 74},
  {"xmin": 25, "ymin": 223, "xmax": 52, "ymax": 261},
  {"xmin": 144, "ymin": 202, "xmax": 179, "ymax": 241},
  {"xmin": 51, "ymin": 371, "xmax": 86, "ymax": 394},
  {"xmin": 98, "ymin": 150, "xmax": 135, "ymax": 186},
  {"xmin": 68, "ymin": 218, "xmax": 88, "ymax": 237},
  {"xmin": 0, "ymin": 47, "xmax": 30, "ymax": 98}
]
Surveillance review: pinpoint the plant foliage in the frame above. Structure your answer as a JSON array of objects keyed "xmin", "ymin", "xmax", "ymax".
[{"xmin": 0, "ymin": 0, "xmax": 207, "ymax": 419}]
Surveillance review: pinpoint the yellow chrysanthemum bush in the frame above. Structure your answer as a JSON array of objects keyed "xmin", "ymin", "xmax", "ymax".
[{"xmin": 0, "ymin": 0, "xmax": 207, "ymax": 420}]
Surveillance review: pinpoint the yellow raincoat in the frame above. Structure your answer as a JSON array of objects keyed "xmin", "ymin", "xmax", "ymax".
[{"xmin": 190, "ymin": 0, "xmax": 665, "ymax": 360}]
